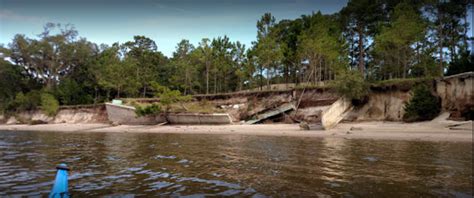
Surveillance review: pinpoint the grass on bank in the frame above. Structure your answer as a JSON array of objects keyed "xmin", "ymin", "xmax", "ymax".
[{"xmin": 132, "ymin": 100, "xmax": 225, "ymax": 117}]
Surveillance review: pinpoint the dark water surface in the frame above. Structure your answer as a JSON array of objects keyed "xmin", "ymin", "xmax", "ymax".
[{"xmin": 0, "ymin": 131, "xmax": 472, "ymax": 197}]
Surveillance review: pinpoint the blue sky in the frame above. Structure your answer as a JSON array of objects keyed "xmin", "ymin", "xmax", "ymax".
[
  {"xmin": 0, "ymin": 0, "xmax": 472, "ymax": 57},
  {"xmin": 0, "ymin": 0, "xmax": 347, "ymax": 57}
]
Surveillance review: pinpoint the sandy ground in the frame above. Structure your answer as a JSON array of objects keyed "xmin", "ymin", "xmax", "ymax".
[{"xmin": 0, "ymin": 120, "xmax": 472, "ymax": 142}]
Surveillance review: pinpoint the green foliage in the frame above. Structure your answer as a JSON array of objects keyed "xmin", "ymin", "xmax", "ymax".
[
  {"xmin": 370, "ymin": 78, "xmax": 433, "ymax": 91},
  {"xmin": 6, "ymin": 23, "xmax": 94, "ymax": 88},
  {"xmin": 403, "ymin": 84, "xmax": 441, "ymax": 122},
  {"xmin": 40, "ymin": 93, "xmax": 59, "ymax": 116},
  {"xmin": 446, "ymin": 51, "xmax": 473, "ymax": 76},
  {"xmin": 170, "ymin": 39, "xmax": 197, "ymax": 94},
  {"xmin": 0, "ymin": 0, "xmax": 471, "ymax": 105},
  {"xmin": 372, "ymin": 2, "xmax": 428, "ymax": 79},
  {"xmin": 6, "ymin": 90, "xmax": 59, "ymax": 116},
  {"xmin": 123, "ymin": 35, "xmax": 167, "ymax": 97},
  {"xmin": 133, "ymin": 82, "xmax": 193, "ymax": 117},
  {"xmin": 150, "ymin": 82, "xmax": 192, "ymax": 112},
  {"xmin": 183, "ymin": 100, "xmax": 224, "ymax": 114},
  {"xmin": 331, "ymin": 70, "xmax": 369, "ymax": 101},
  {"xmin": 135, "ymin": 103, "xmax": 162, "ymax": 117},
  {"xmin": 93, "ymin": 45, "xmax": 141, "ymax": 98},
  {"xmin": 0, "ymin": 60, "xmax": 27, "ymax": 111},
  {"xmin": 8, "ymin": 91, "xmax": 42, "ymax": 112},
  {"xmin": 255, "ymin": 13, "xmax": 284, "ymax": 88},
  {"xmin": 54, "ymin": 79, "xmax": 94, "ymax": 105},
  {"xmin": 297, "ymin": 12, "xmax": 341, "ymax": 83},
  {"xmin": 340, "ymin": 0, "xmax": 386, "ymax": 74}
]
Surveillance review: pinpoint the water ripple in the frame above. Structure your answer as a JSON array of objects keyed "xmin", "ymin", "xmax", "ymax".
[{"xmin": 0, "ymin": 131, "xmax": 471, "ymax": 197}]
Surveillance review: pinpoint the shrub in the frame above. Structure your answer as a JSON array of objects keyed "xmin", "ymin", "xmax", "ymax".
[
  {"xmin": 7, "ymin": 90, "xmax": 42, "ymax": 112},
  {"xmin": 135, "ymin": 103, "xmax": 162, "ymax": 117},
  {"xmin": 446, "ymin": 51, "xmax": 473, "ymax": 76},
  {"xmin": 54, "ymin": 79, "xmax": 94, "ymax": 105},
  {"xmin": 403, "ymin": 84, "xmax": 441, "ymax": 122},
  {"xmin": 331, "ymin": 70, "xmax": 369, "ymax": 101},
  {"xmin": 40, "ymin": 93, "xmax": 59, "ymax": 116},
  {"xmin": 150, "ymin": 82, "xmax": 192, "ymax": 112}
]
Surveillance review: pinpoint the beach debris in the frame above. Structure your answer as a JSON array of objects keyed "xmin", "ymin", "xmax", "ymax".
[
  {"xmin": 299, "ymin": 122, "xmax": 310, "ymax": 130},
  {"xmin": 156, "ymin": 122, "xmax": 168, "ymax": 126},
  {"xmin": 177, "ymin": 159, "xmax": 189, "ymax": 164},
  {"xmin": 350, "ymin": 127, "xmax": 363, "ymax": 131},
  {"xmin": 211, "ymin": 172, "xmax": 223, "ymax": 177},
  {"xmin": 6, "ymin": 117, "xmax": 19, "ymax": 125},
  {"xmin": 300, "ymin": 122, "xmax": 324, "ymax": 130},
  {"xmin": 111, "ymin": 99, "xmax": 123, "ymax": 105},
  {"xmin": 154, "ymin": 155, "xmax": 177, "ymax": 160},
  {"xmin": 363, "ymin": 156, "xmax": 378, "ymax": 162},
  {"xmin": 246, "ymin": 103, "xmax": 295, "ymax": 124},
  {"xmin": 30, "ymin": 120, "xmax": 48, "ymax": 125},
  {"xmin": 321, "ymin": 97, "xmax": 354, "ymax": 130},
  {"xmin": 445, "ymin": 121, "xmax": 473, "ymax": 131}
]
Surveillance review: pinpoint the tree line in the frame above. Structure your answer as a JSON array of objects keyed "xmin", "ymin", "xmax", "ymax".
[{"xmin": 0, "ymin": 0, "xmax": 472, "ymax": 113}]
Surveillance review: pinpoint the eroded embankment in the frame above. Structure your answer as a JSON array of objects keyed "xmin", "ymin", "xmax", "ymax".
[
  {"xmin": 198, "ymin": 88, "xmax": 338, "ymax": 123},
  {"xmin": 1, "ymin": 72, "xmax": 472, "ymax": 125},
  {"xmin": 1, "ymin": 105, "xmax": 108, "ymax": 125},
  {"xmin": 436, "ymin": 72, "xmax": 474, "ymax": 120}
]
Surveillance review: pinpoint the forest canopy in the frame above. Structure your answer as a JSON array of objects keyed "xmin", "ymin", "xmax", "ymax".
[{"xmin": 0, "ymin": 0, "xmax": 472, "ymax": 113}]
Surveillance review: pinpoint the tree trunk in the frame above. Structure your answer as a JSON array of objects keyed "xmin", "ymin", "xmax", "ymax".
[
  {"xmin": 214, "ymin": 72, "xmax": 217, "ymax": 94},
  {"xmin": 266, "ymin": 67, "xmax": 270, "ymax": 90},
  {"xmin": 357, "ymin": 25, "xmax": 365, "ymax": 77},
  {"xmin": 224, "ymin": 71, "xmax": 227, "ymax": 93},
  {"xmin": 452, "ymin": 41, "xmax": 456, "ymax": 61},
  {"xmin": 313, "ymin": 62, "xmax": 318, "ymax": 85},
  {"xmin": 206, "ymin": 63, "xmax": 209, "ymax": 94},
  {"xmin": 403, "ymin": 49, "xmax": 407, "ymax": 79},
  {"xmin": 438, "ymin": 10, "xmax": 444, "ymax": 76},
  {"xmin": 293, "ymin": 63, "xmax": 298, "ymax": 85},
  {"xmin": 318, "ymin": 58, "xmax": 322, "ymax": 84},
  {"xmin": 239, "ymin": 76, "xmax": 243, "ymax": 91},
  {"xmin": 259, "ymin": 66, "xmax": 263, "ymax": 90},
  {"xmin": 349, "ymin": 28, "xmax": 355, "ymax": 68},
  {"xmin": 397, "ymin": 48, "xmax": 401, "ymax": 78},
  {"xmin": 324, "ymin": 60, "xmax": 328, "ymax": 81},
  {"xmin": 94, "ymin": 86, "xmax": 98, "ymax": 104},
  {"xmin": 46, "ymin": 78, "xmax": 54, "ymax": 90},
  {"xmin": 463, "ymin": 11, "xmax": 469, "ymax": 52},
  {"xmin": 117, "ymin": 87, "xmax": 121, "ymax": 98}
]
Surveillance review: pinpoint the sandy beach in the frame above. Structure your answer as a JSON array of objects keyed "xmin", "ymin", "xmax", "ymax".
[{"xmin": 0, "ymin": 120, "xmax": 472, "ymax": 142}]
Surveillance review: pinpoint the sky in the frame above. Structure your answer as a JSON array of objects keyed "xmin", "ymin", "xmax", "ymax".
[{"xmin": 0, "ymin": 0, "xmax": 348, "ymax": 57}]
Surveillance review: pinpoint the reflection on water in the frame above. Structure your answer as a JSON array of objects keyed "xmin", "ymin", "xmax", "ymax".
[{"xmin": 0, "ymin": 131, "xmax": 472, "ymax": 197}]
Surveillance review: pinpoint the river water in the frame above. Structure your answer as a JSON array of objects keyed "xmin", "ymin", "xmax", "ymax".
[{"xmin": 0, "ymin": 130, "xmax": 472, "ymax": 197}]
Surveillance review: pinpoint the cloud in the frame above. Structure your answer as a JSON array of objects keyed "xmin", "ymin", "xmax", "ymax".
[{"xmin": 0, "ymin": 9, "xmax": 46, "ymax": 22}]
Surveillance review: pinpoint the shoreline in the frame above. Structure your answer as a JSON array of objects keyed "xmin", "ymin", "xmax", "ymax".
[{"xmin": 0, "ymin": 120, "xmax": 472, "ymax": 142}]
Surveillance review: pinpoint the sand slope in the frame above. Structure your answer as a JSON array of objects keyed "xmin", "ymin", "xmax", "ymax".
[{"xmin": 0, "ymin": 120, "xmax": 471, "ymax": 142}]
